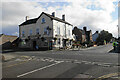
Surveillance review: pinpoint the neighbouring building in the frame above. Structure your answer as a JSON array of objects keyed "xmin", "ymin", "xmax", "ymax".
[
  {"xmin": 19, "ymin": 12, "xmax": 74, "ymax": 50},
  {"xmin": 92, "ymin": 31, "xmax": 99, "ymax": 44},
  {"xmin": 0, "ymin": 34, "xmax": 18, "ymax": 49},
  {"xmin": 72, "ymin": 26, "xmax": 93, "ymax": 46},
  {"xmin": 72, "ymin": 27, "xmax": 85, "ymax": 44}
]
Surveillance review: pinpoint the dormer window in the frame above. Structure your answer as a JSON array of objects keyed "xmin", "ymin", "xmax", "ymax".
[{"xmin": 41, "ymin": 18, "xmax": 45, "ymax": 23}]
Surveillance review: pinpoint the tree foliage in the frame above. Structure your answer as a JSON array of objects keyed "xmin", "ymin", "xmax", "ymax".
[{"xmin": 96, "ymin": 30, "xmax": 113, "ymax": 44}]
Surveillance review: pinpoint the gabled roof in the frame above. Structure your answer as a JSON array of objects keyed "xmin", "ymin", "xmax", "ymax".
[{"xmin": 19, "ymin": 12, "xmax": 73, "ymax": 26}]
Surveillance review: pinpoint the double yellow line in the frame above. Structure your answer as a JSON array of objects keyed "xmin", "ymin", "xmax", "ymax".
[
  {"xmin": 94, "ymin": 72, "xmax": 120, "ymax": 80},
  {"xmin": 4, "ymin": 60, "xmax": 28, "ymax": 68},
  {"xmin": 3, "ymin": 56, "xmax": 31, "ymax": 68}
]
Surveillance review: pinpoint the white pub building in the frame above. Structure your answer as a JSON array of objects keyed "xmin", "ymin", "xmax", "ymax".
[{"xmin": 19, "ymin": 12, "xmax": 74, "ymax": 50}]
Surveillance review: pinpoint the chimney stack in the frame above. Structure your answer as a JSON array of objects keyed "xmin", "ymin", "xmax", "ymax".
[
  {"xmin": 62, "ymin": 14, "xmax": 65, "ymax": 21},
  {"xmin": 52, "ymin": 12, "xmax": 55, "ymax": 17},
  {"xmin": 25, "ymin": 16, "xmax": 29, "ymax": 21},
  {"xmin": 96, "ymin": 31, "xmax": 98, "ymax": 33},
  {"xmin": 83, "ymin": 26, "xmax": 87, "ymax": 31}
]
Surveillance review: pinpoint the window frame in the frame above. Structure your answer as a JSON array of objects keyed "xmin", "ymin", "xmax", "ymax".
[
  {"xmin": 44, "ymin": 28, "xmax": 47, "ymax": 35},
  {"xmin": 68, "ymin": 30, "xmax": 70, "ymax": 36},
  {"xmin": 29, "ymin": 30, "xmax": 32, "ymax": 36},
  {"xmin": 36, "ymin": 28, "xmax": 40, "ymax": 35},
  {"xmin": 22, "ymin": 31, "xmax": 25, "ymax": 37},
  {"xmin": 41, "ymin": 18, "xmax": 46, "ymax": 23},
  {"xmin": 57, "ymin": 27, "xmax": 60, "ymax": 35}
]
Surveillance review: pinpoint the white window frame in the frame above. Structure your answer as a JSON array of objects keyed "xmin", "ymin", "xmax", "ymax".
[
  {"xmin": 68, "ymin": 30, "xmax": 70, "ymax": 36},
  {"xmin": 57, "ymin": 27, "xmax": 60, "ymax": 35}
]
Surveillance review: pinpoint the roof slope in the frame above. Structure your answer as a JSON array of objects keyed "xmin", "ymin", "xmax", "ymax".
[
  {"xmin": 0, "ymin": 34, "xmax": 18, "ymax": 45},
  {"xmin": 19, "ymin": 12, "xmax": 73, "ymax": 26},
  {"xmin": 19, "ymin": 18, "xmax": 38, "ymax": 26}
]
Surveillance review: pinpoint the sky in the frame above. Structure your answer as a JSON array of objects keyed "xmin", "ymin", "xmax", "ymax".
[{"xmin": 1, "ymin": 0, "xmax": 119, "ymax": 38}]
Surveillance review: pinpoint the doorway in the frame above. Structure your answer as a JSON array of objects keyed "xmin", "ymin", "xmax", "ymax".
[{"xmin": 33, "ymin": 41, "xmax": 36, "ymax": 50}]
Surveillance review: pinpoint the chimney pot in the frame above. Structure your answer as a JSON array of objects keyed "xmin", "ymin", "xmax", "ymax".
[
  {"xmin": 26, "ymin": 16, "xmax": 29, "ymax": 21},
  {"xmin": 96, "ymin": 31, "xmax": 98, "ymax": 33},
  {"xmin": 62, "ymin": 14, "xmax": 65, "ymax": 21},
  {"xmin": 83, "ymin": 26, "xmax": 87, "ymax": 31},
  {"xmin": 52, "ymin": 12, "xmax": 55, "ymax": 17}
]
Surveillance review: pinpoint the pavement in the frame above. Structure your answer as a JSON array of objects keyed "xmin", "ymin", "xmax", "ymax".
[
  {"xmin": 1, "ymin": 44, "xmax": 119, "ymax": 79},
  {"xmin": 2, "ymin": 54, "xmax": 16, "ymax": 61}
]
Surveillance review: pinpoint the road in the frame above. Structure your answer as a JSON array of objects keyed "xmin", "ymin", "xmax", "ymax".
[{"xmin": 2, "ymin": 44, "xmax": 120, "ymax": 79}]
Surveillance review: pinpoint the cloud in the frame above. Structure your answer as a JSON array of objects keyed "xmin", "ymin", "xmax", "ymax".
[
  {"xmin": 1, "ymin": 0, "xmax": 118, "ymax": 38},
  {"xmin": 57, "ymin": 0, "xmax": 118, "ymax": 37}
]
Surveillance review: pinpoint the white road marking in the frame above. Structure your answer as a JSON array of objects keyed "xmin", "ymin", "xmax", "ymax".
[
  {"xmin": 17, "ymin": 61, "xmax": 63, "ymax": 78},
  {"xmin": 102, "ymin": 65, "xmax": 111, "ymax": 67},
  {"xmin": 97, "ymin": 63, "xmax": 102, "ymax": 66},
  {"xmin": 81, "ymin": 61, "xmax": 88, "ymax": 63},
  {"xmin": 65, "ymin": 61, "xmax": 71, "ymax": 63},
  {"xmin": 84, "ymin": 62, "xmax": 91, "ymax": 64},
  {"xmin": 74, "ymin": 62, "xmax": 82, "ymax": 64},
  {"xmin": 107, "ymin": 48, "xmax": 113, "ymax": 53}
]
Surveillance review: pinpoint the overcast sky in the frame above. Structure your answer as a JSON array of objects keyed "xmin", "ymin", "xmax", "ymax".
[{"xmin": 1, "ymin": 0, "xmax": 119, "ymax": 38}]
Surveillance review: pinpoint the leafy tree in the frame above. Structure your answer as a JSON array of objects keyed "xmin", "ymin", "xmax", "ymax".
[{"xmin": 96, "ymin": 30, "xmax": 113, "ymax": 45}]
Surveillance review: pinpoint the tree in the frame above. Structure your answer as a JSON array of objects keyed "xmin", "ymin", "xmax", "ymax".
[{"xmin": 96, "ymin": 30, "xmax": 113, "ymax": 45}]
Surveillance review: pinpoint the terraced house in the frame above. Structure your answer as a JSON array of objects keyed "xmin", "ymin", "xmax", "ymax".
[{"xmin": 19, "ymin": 12, "xmax": 74, "ymax": 50}]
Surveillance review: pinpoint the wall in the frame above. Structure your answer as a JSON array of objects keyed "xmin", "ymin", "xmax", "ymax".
[
  {"xmin": 36, "ymin": 14, "xmax": 53, "ymax": 38},
  {"xmin": 92, "ymin": 33, "xmax": 99, "ymax": 42},
  {"xmin": 53, "ymin": 20, "xmax": 65, "ymax": 47},
  {"xmin": 19, "ymin": 23, "xmax": 36, "ymax": 39},
  {"xmin": 53, "ymin": 20, "xmax": 73, "ymax": 48},
  {"xmin": 66, "ymin": 24, "xmax": 73, "ymax": 39},
  {"xmin": 53, "ymin": 20, "xmax": 65, "ymax": 37}
]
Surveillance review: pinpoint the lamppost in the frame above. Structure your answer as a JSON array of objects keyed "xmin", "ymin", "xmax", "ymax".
[{"xmin": 117, "ymin": 25, "xmax": 119, "ymax": 39}]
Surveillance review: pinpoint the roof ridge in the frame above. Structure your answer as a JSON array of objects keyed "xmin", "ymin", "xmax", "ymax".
[{"xmin": 19, "ymin": 12, "xmax": 73, "ymax": 26}]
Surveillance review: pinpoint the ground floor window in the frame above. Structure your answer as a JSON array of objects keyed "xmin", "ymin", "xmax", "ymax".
[
  {"xmin": 54, "ymin": 40, "xmax": 56, "ymax": 45},
  {"xmin": 44, "ymin": 42, "xmax": 48, "ymax": 46},
  {"xmin": 58, "ymin": 38, "xmax": 61, "ymax": 45},
  {"xmin": 21, "ymin": 40, "xmax": 26, "ymax": 45},
  {"xmin": 70, "ymin": 40, "xmax": 72, "ymax": 45}
]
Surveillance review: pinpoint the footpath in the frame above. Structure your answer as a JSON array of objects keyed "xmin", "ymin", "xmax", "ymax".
[{"xmin": 1, "ymin": 53, "xmax": 18, "ymax": 62}]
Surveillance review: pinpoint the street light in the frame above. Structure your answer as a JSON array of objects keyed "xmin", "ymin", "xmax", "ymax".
[{"xmin": 117, "ymin": 25, "xmax": 119, "ymax": 39}]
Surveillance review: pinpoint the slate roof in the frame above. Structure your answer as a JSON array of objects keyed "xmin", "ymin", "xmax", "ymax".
[
  {"xmin": 19, "ymin": 18, "xmax": 38, "ymax": 26},
  {"xmin": 19, "ymin": 12, "xmax": 73, "ymax": 26},
  {"xmin": 0, "ymin": 34, "xmax": 18, "ymax": 45}
]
